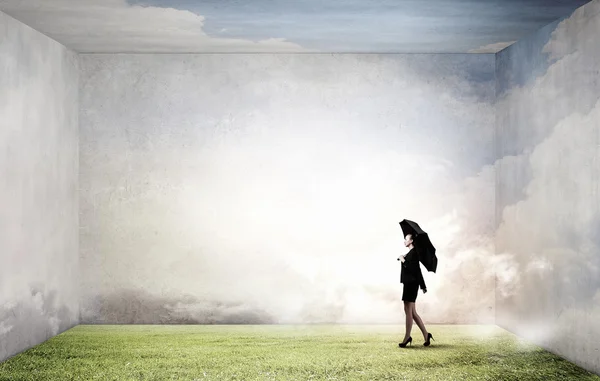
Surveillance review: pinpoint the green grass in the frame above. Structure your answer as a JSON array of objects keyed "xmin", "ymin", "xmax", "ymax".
[{"xmin": 0, "ymin": 325, "xmax": 598, "ymax": 381}]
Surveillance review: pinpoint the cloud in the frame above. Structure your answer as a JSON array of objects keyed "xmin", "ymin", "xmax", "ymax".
[
  {"xmin": 0, "ymin": 286, "xmax": 77, "ymax": 361},
  {"xmin": 495, "ymin": 0, "xmax": 600, "ymax": 319},
  {"xmin": 468, "ymin": 41, "xmax": 516, "ymax": 53},
  {"xmin": 496, "ymin": 99, "xmax": 600, "ymax": 290},
  {"xmin": 495, "ymin": 153, "xmax": 533, "ymax": 213},
  {"xmin": 0, "ymin": 0, "xmax": 309, "ymax": 52},
  {"xmin": 495, "ymin": 0, "xmax": 600, "ymax": 369},
  {"xmin": 542, "ymin": 0, "xmax": 600, "ymax": 61},
  {"xmin": 416, "ymin": 164, "xmax": 504, "ymax": 324},
  {"xmin": 496, "ymin": 32, "xmax": 599, "ymax": 157},
  {"xmin": 495, "ymin": 98, "xmax": 600, "ymax": 371},
  {"xmin": 497, "ymin": 96, "xmax": 600, "ymax": 297},
  {"xmin": 78, "ymin": 54, "xmax": 497, "ymax": 324}
]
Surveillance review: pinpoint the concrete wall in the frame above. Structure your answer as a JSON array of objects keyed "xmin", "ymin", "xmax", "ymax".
[
  {"xmin": 79, "ymin": 53, "xmax": 496, "ymax": 325},
  {"xmin": 495, "ymin": 0, "xmax": 600, "ymax": 374},
  {"xmin": 1, "ymin": 0, "xmax": 598, "ymax": 373},
  {"xmin": 0, "ymin": 11, "xmax": 79, "ymax": 362}
]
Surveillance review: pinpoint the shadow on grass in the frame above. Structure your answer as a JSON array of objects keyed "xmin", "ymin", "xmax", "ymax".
[{"xmin": 396, "ymin": 343, "xmax": 455, "ymax": 350}]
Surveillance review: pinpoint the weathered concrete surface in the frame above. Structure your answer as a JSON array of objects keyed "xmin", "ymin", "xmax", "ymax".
[
  {"xmin": 0, "ymin": 10, "xmax": 79, "ymax": 362},
  {"xmin": 495, "ymin": 0, "xmax": 600, "ymax": 375}
]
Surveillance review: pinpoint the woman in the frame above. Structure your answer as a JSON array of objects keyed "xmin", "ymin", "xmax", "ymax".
[{"xmin": 398, "ymin": 233, "xmax": 434, "ymax": 347}]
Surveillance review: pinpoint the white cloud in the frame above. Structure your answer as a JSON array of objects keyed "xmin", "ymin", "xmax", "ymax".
[
  {"xmin": 542, "ymin": 0, "xmax": 600, "ymax": 61},
  {"xmin": 78, "ymin": 54, "xmax": 496, "ymax": 324},
  {"xmin": 0, "ymin": 0, "xmax": 310, "ymax": 52},
  {"xmin": 495, "ymin": 1, "xmax": 600, "ymax": 369},
  {"xmin": 496, "ymin": 1, "xmax": 600, "ymax": 158},
  {"xmin": 495, "ymin": 100, "xmax": 600, "ymax": 342},
  {"xmin": 496, "ymin": 99, "xmax": 600, "ymax": 269},
  {"xmin": 525, "ymin": 257, "xmax": 553, "ymax": 274},
  {"xmin": 495, "ymin": 153, "xmax": 532, "ymax": 211}
]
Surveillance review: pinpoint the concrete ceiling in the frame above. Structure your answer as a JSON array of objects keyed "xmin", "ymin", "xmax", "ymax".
[{"xmin": 0, "ymin": 0, "xmax": 591, "ymax": 53}]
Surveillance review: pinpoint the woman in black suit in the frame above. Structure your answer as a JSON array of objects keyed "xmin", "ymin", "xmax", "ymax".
[{"xmin": 398, "ymin": 233, "xmax": 434, "ymax": 347}]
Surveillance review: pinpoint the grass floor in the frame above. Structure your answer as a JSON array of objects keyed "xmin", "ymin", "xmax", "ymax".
[{"xmin": 0, "ymin": 325, "xmax": 598, "ymax": 381}]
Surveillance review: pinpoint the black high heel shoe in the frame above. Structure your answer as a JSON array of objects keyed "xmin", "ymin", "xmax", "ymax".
[
  {"xmin": 399, "ymin": 337, "xmax": 412, "ymax": 348},
  {"xmin": 424, "ymin": 333, "xmax": 434, "ymax": 347}
]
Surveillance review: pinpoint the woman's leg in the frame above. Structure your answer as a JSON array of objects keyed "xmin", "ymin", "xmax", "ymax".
[
  {"xmin": 403, "ymin": 301, "xmax": 414, "ymax": 342},
  {"xmin": 412, "ymin": 305, "xmax": 428, "ymax": 341}
]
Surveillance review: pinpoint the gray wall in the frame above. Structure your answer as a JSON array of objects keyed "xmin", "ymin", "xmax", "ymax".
[
  {"xmin": 79, "ymin": 53, "xmax": 496, "ymax": 325},
  {"xmin": 495, "ymin": 0, "xmax": 600, "ymax": 374},
  {"xmin": 0, "ymin": 11, "xmax": 79, "ymax": 362}
]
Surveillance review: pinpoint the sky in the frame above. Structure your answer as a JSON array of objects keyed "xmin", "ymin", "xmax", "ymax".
[
  {"xmin": 0, "ymin": 0, "xmax": 591, "ymax": 52},
  {"xmin": 126, "ymin": 0, "xmax": 589, "ymax": 51}
]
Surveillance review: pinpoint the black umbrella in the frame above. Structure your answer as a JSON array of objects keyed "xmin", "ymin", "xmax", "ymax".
[{"xmin": 399, "ymin": 219, "xmax": 437, "ymax": 273}]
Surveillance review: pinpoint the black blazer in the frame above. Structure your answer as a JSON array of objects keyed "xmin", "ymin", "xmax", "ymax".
[{"xmin": 401, "ymin": 248, "xmax": 427, "ymax": 292}]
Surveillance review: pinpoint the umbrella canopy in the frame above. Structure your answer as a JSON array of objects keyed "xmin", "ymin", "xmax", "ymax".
[{"xmin": 399, "ymin": 219, "xmax": 437, "ymax": 273}]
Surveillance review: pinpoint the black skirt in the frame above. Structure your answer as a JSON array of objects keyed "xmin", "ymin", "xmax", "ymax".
[{"xmin": 402, "ymin": 282, "xmax": 419, "ymax": 302}]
